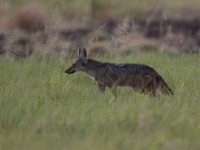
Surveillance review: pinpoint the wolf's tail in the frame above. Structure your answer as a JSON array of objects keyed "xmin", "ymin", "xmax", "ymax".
[{"xmin": 157, "ymin": 75, "xmax": 173, "ymax": 96}]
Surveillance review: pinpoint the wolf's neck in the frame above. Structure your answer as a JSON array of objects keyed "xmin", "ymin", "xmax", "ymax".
[{"xmin": 83, "ymin": 59, "xmax": 104, "ymax": 77}]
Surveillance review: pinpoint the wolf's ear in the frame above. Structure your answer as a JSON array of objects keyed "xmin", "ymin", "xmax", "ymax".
[
  {"xmin": 81, "ymin": 48, "xmax": 87, "ymax": 58},
  {"xmin": 77, "ymin": 48, "xmax": 87, "ymax": 58},
  {"xmin": 81, "ymin": 48, "xmax": 88, "ymax": 63},
  {"xmin": 77, "ymin": 48, "xmax": 82, "ymax": 58}
]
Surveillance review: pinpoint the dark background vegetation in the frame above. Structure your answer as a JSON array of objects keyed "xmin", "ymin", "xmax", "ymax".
[{"xmin": 1, "ymin": 0, "xmax": 200, "ymax": 58}]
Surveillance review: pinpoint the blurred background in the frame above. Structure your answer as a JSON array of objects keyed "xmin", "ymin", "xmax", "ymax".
[{"xmin": 0, "ymin": 0, "xmax": 200, "ymax": 58}]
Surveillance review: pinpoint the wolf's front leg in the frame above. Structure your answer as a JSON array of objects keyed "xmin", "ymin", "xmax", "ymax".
[
  {"xmin": 97, "ymin": 83, "xmax": 106, "ymax": 93},
  {"xmin": 109, "ymin": 85, "xmax": 117, "ymax": 103},
  {"xmin": 111, "ymin": 86, "xmax": 117, "ymax": 97}
]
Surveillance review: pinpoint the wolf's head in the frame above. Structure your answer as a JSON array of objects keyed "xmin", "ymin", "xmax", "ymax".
[{"xmin": 65, "ymin": 48, "xmax": 88, "ymax": 74}]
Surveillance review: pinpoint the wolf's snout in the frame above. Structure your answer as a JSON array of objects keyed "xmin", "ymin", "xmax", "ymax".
[
  {"xmin": 65, "ymin": 66, "xmax": 76, "ymax": 74},
  {"xmin": 65, "ymin": 69, "xmax": 75, "ymax": 74}
]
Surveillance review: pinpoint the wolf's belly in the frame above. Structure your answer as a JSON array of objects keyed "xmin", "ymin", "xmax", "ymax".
[{"xmin": 117, "ymin": 74, "xmax": 153, "ymax": 87}]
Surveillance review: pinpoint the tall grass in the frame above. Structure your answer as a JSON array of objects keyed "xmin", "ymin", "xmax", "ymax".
[{"xmin": 0, "ymin": 53, "xmax": 200, "ymax": 150}]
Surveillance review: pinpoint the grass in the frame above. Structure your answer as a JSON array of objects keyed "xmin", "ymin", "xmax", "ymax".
[{"xmin": 0, "ymin": 52, "xmax": 200, "ymax": 150}]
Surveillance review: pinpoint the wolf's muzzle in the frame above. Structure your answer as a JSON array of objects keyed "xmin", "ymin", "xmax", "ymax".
[
  {"xmin": 65, "ymin": 69, "xmax": 75, "ymax": 74},
  {"xmin": 65, "ymin": 66, "xmax": 76, "ymax": 74}
]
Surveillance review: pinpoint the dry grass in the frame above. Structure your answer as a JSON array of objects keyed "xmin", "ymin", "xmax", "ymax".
[
  {"xmin": 0, "ymin": 0, "xmax": 200, "ymax": 59},
  {"xmin": 2, "ymin": 0, "xmax": 200, "ymax": 18},
  {"xmin": 5, "ymin": 31, "xmax": 33, "ymax": 58},
  {"xmin": 9, "ymin": 4, "xmax": 46, "ymax": 32}
]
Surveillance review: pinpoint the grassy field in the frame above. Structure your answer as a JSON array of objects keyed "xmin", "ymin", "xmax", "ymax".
[{"xmin": 0, "ymin": 52, "xmax": 200, "ymax": 150}]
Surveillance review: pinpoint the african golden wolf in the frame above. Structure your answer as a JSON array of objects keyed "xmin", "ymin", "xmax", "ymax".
[{"xmin": 65, "ymin": 48, "xmax": 173, "ymax": 98}]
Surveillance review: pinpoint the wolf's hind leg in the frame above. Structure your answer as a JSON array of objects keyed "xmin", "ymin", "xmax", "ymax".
[
  {"xmin": 131, "ymin": 86, "xmax": 145, "ymax": 95},
  {"xmin": 149, "ymin": 90, "xmax": 156, "ymax": 97},
  {"xmin": 145, "ymin": 81, "xmax": 157, "ymax": 97}
]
